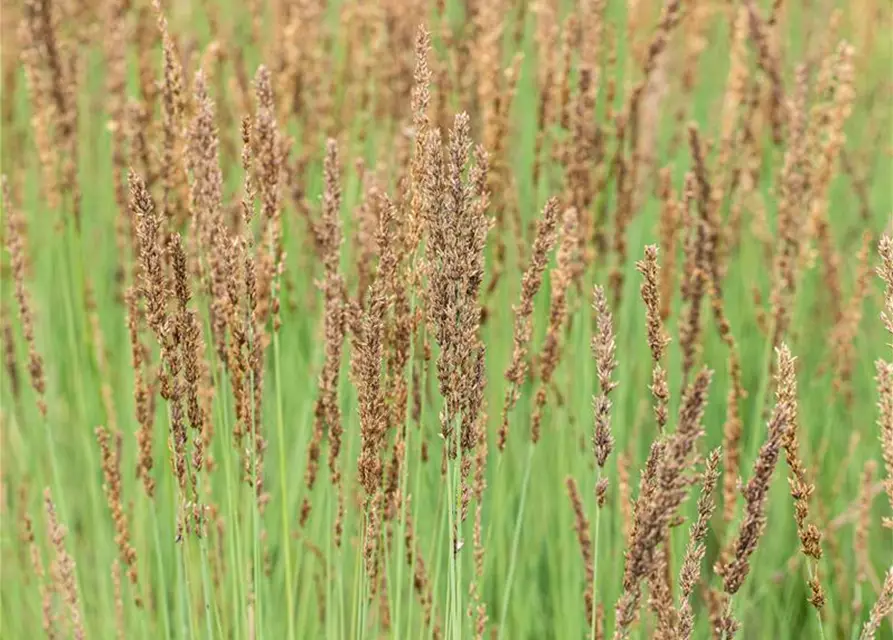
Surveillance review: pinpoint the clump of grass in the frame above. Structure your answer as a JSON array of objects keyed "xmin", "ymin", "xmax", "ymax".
[{"xmin": 0, "ymin": 1, "xmax": 890, "ymax": 639}]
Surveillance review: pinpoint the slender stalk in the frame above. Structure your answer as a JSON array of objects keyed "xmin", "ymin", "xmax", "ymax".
[
  {"xmin": 497, "ymin": 442, "xmax": 535, "ymax": 640},
  {"xmin": 591, "ymin": 466, "xmax": 603, "ymax": 640},
  {"xmin": 272, "ymin": 328, "xmax": 295, "ymax": 640},
  {"xmin": 805, "ymin": 561, "xmax": 826, "ymax": 640}
]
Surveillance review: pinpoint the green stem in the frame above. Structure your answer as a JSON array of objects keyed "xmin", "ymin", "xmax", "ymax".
[
  {"xmin": 497, "ymin": 442, "xmax": 535, "ymax": 640},
  {"xmin": 272, "ymin": 328, "xmax": 296, "ymax": 640},
  {"xmin": 591, "ymin": 468, "xmax": 603, "ymax": 640}
]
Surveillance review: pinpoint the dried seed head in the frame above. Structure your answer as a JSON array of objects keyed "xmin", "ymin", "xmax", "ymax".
[
  {"xmin": 637, "ymin": 245, "xmax": 670, "ymax": 363},
  {"xmin": 126, "ymin": 286, "xmax": 155, "ymax": 499},
  {"xmin": 876, "ymin": 359, "xmax": 893, "ymax": 528},
  {"xmin": 718, "ymin": 345, "xmax": 796, "ymax": 595},
  {"xmin": 878, "ymin": 235, "xmax": 893, "ymax": 338},
  {"xmin": 566, "ymin": 477, "xmax": 595, "ymax": 628},
  {"xmin": 500, "ymin": 197, "xmax": 561, "ymax": 451},
  {"xmin": 531, "ymin": 207, "xmax": 579, "ymax": 444},
  {"xmin": 617, "ymin": 369, "xmax": 713, "ymax": 636},
  {"xmin": 678, "ymin": 448, "xmax": 722, "ymax": 639},
  {"xmin": 861, "ymin": 566, "xmax": 893, "ymax": 640},
  {"xmin": 96, "ymin": 426, "xmax": 141, "ymax": 606},
  {"xmin": 2, "ymin": 176, "xmax": 46, "ymax": 416},
  {"xmin": 855, "ymin": 460, "xmax": 876, "ymax": 590},
  {"xmin": 637, "ymin": 245, "xmax": 671, "ymax": 431},
  {"xmin": 44, "ymin": 489, "xmax": 85, "ymax": 640},
  {"xmin": 780, "ymin": 364, "xmax": 823, "ymax": 566},
  {"xmin": 592, "ymin": 285, "xmax": 617, "ymax": 469}
]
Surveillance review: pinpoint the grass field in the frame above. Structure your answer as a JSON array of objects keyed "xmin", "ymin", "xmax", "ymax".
[{"xmin": 1, "ymin": 0, "xmax": 892, "ymax": 638}]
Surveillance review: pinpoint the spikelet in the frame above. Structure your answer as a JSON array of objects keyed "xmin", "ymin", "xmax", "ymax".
[
  {"xmin": 355, "ymin": 194, "xmax": 397, "ymax": 501},
  {"xmin": 636, "ymin": 245, "xmax": 670, "ymax": 431},
  {"xmin": 1, "ymin": 306, "xmax": 20, "ymax": 403},
  {"xmin": 853, "ymin": 459, "xmax": 875, "ymax": 615},
  {"xmin": 877, "ymin": 359, "xmax": 893, "ymax": 529},
  {"xmin": 425, "ymin": 113, "xmax": 489, "ymax": 455},
  {"xmin": 44, "ymin": 489, "xmax": 85, "ymax": 640},
  {"xmin": 21, "ymin": 0, "xmax": 80, "ymax": 222},
  {"xmin": 780, "ymin": 355, "xmax": 824, "ymax": 610},
  {"xmin": 608, "ymin": 114, "xmax": 632, "ymax": 305},
  {"xmin": 187, "ymin": 69, "xmax": 225, "ymax": 290},
  {"xmin": 768, "ymin": 67, "xmax": 809, "ymax": 350},
  {"xmin": 106, "ymin": 0, "xmax": 130, "ymax": 296},
  {"xmin": 302, "ymin": 138, "xmax": 347, "ymax": 529},
  {"xmin": 745, "ymin": 0, "xmax": 786, "ymax": 144},
  {"xmin": 253, "ymin": 64, "xmax": 284, "ymax": 322},
  {"xmin": 808, "ymin": 42, "xmax": 855, "ymax": 316},
  {"xmin": 530, "ymin": 207, "xmax": 579, "ymax": 444},
  {"xmin": 468, "ymin": 424, "xmax": 489, "ymax": 639},
  {"xmin": 830, "ymin": 233, "xmax": 872, "ymax": 404},
  {"xmin": 879, "ymin": 234, "xmax": 893, "ymax": 339},
  {"xmin": 678, "ymin": 168, "xmax": 705, "ymax": 383},
  {"xmin": 500, "ymin": 197, "xmax": 560, "ymax": 451},
  {"xmin": 168, "ymin": 235, "xmax": 194, "ymax": 505},
  {"xmin": 656, "ymin": 169, "xmax": 681, "ymax": 322},
  {"xmin": 860, "ymin": 566, "xmax": 893, "ymax": 640},
  {"xmin": 566, "ymin": 477, "xmax": 595, "ymax": 628},
  {"xmin": 403, "ymin": 495, "xmax": 440, "ymax": 639},
  {"xmin": 96, "ymin": 426, "xmax": 141, "ymax": 606},
  {"xmin": 130, "ymin": 169, "xmax": 169, "ymax": 347},
  {"xmin": 155, "ymin": 0, "xmax": 190, "ymax": 222},
  {"xmin": 18, "ymin": 8, "xmax": 59, "ymax": 212},
  {"xmin": 677, "ymin": 448, "xmax": 722, "ymax": 639},
  {"xmin": 2, "ymin": 176, "xmax": 46, "ymax": 416},
  {"xmin": 615, "ymin": 369, "xmax": 712, "ymax": 637},
  {"xmin": 716, "ymin": 346, "xmax": 797, "ymax": 632},
  {"xmin": 19, "ymin": 485, "xmax": 56, "ymax": 636},
  {"xmin": 592, "ymin": 284, "xmax": 618, "ymax": 476},
  {"xmin": 112, "ymin": 560, "xmax": 125, "ymax": 639}
]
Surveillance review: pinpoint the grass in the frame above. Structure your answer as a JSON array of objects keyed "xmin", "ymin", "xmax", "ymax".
[{"xmin": 1, "ymin": 0, "xmax": 892, "ymax": 638}]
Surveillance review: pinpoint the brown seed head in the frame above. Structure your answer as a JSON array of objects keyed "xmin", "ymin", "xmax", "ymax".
[
  {"xmin": 566, "ymin": 477, "xmax": 595, "ymax": 629},
  {"xmin": 678, "ymin": 448, "xmax": 722, "ymax": 639},
  {"xmin": 44, "ymin": 489, "xmax": 85, "ymax": 640},
  {"xmin": 500, "ymin": 197, "xmax": 561, "ymax": 451},
  {"xmin": 592, "ymin": 285, "xmax": 617, "ymax": 468},
  {"xmin": 718, "ymin": 345, "xmax": 796, "ymax": 595},
  {"xmin": 861, "ymin": 566, "xmax": 893, "ymax": 640},
  {"xmin": 2, "ymin": 175, "xmax": 46, "ymax": 416}
]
